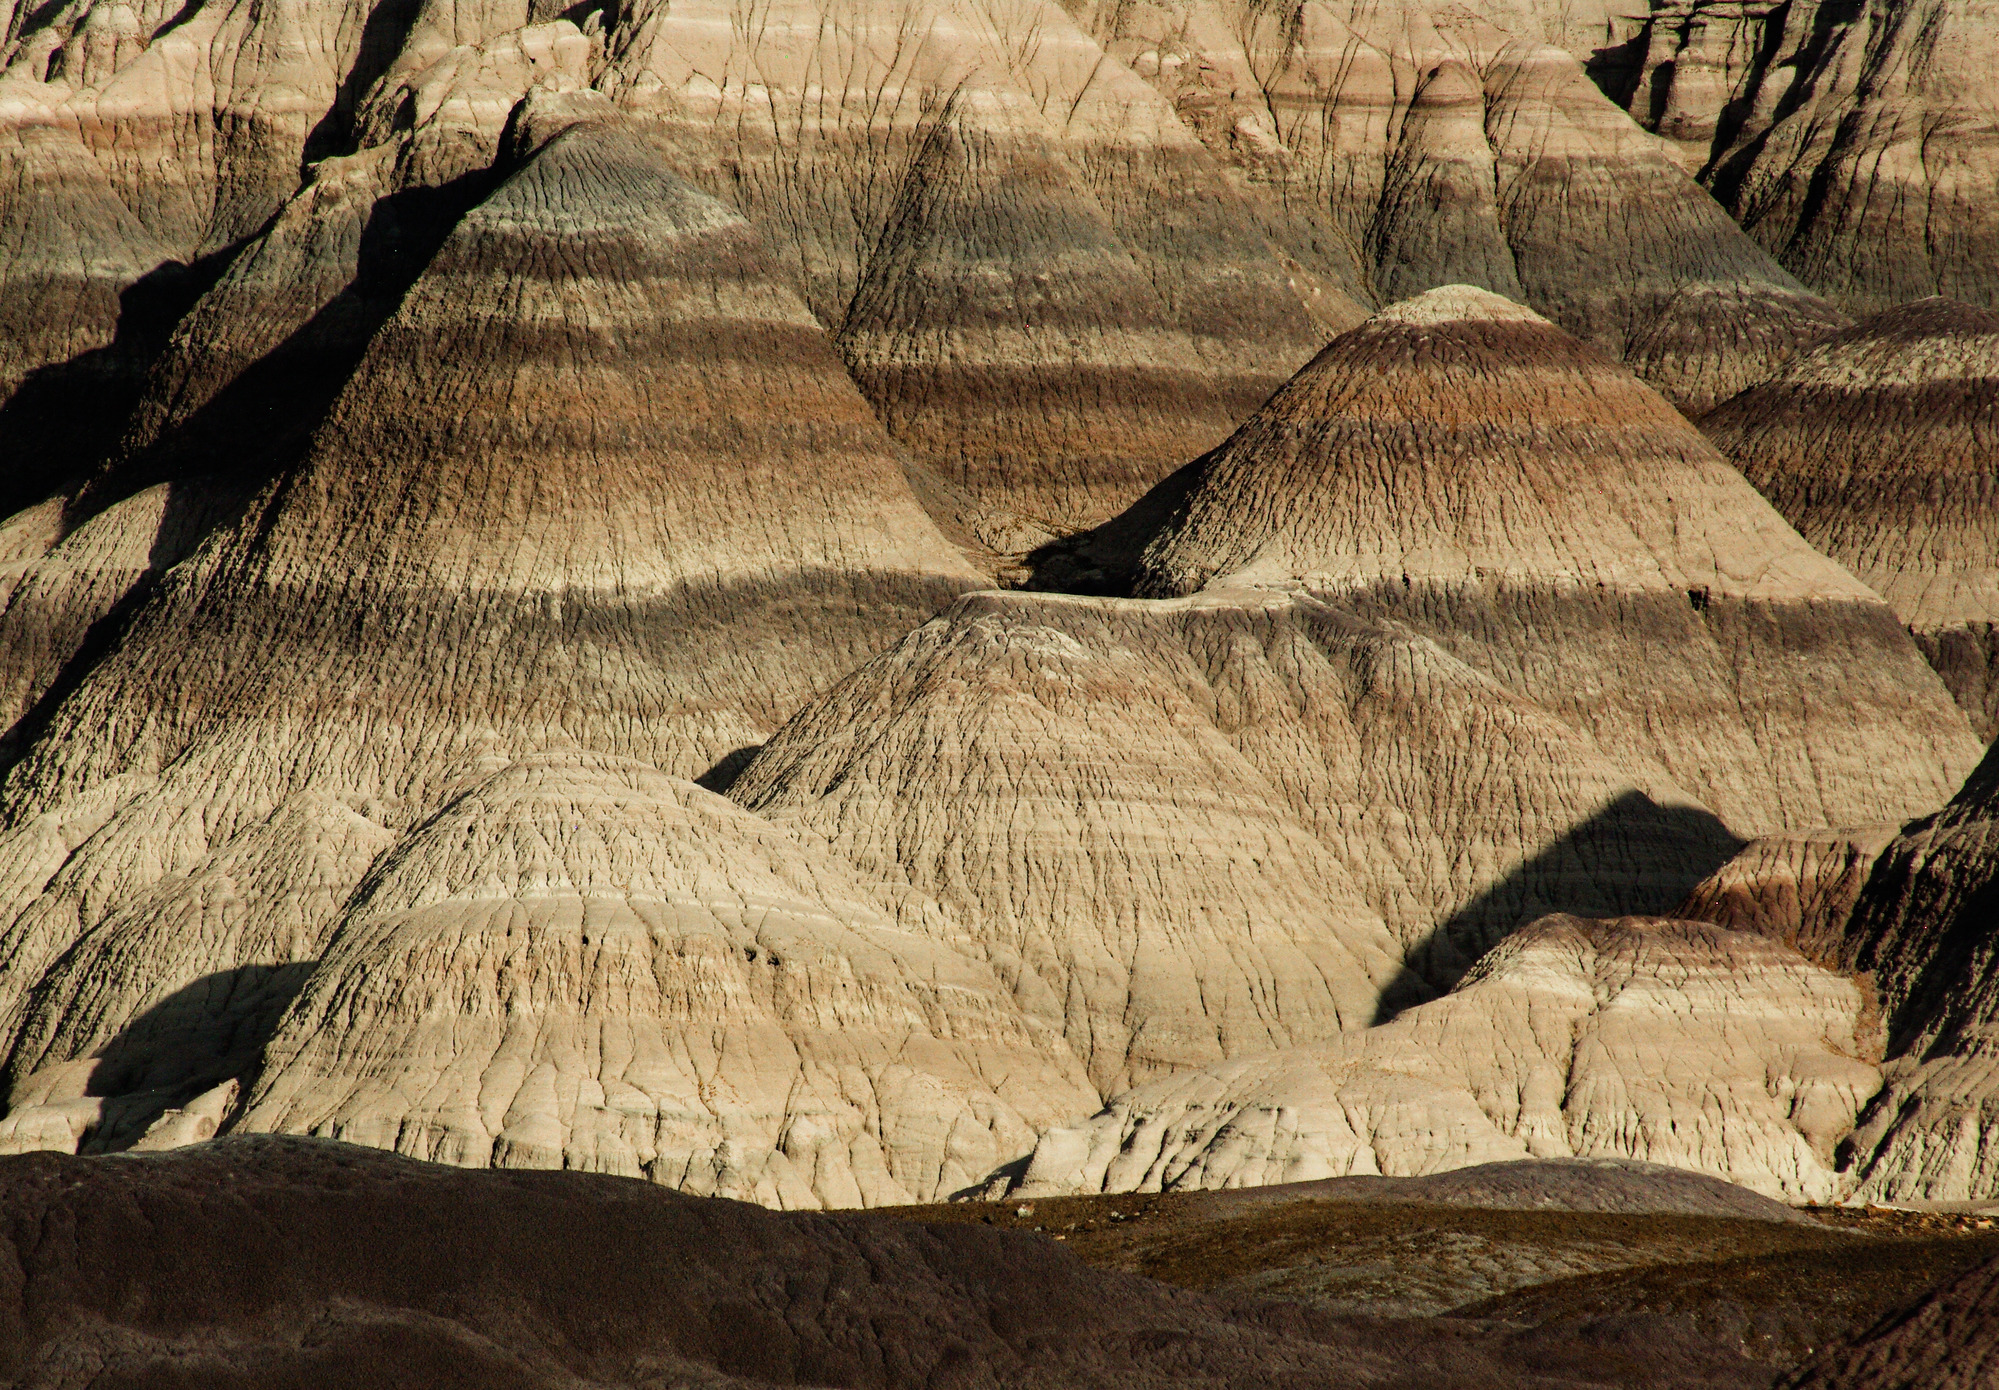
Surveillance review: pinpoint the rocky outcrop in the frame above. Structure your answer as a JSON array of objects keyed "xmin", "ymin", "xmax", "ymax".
[
  {"xmin": 226, "ymin": 755, "xmax": 1096, "ymax": 1207},
  {"xmin": 1601, "ymin": 0, "xmax": 1999, "ymax": 314},
  {"xmin": 1056, "ymin": 0, "xmax": 1844, "ymax": 410},
  {"xmin": 734, "ymin": 586, "xmax": 1742, "ymax": 1076},
  {"xmin": 1112, "ymin": 285, "xmax": 1980, "ymax": 838},
  {"xmin": 0, "ymin": 118, "xmax": 989, "ymax": 1183},
  {"xmin": 1013, "ymin": 915, "xmax": 1883, "ymax": 1204},
  {"xmin": 1700, "ymin": 297, "xmax": 1999, "ymax": 738}
]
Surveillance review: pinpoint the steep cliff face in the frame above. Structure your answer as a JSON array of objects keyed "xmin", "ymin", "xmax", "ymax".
[
  {"xmin": 1014, "ymin": 914, "xmax": 1882, "ymax": 1203},
  {"xmin": 1600, "ymin": 0, "xmax": 1999, "ymax": 314},
  {"xmin": 1116, "ymin": 285, "xmax": 1981, "ymax": 837},
  {"xmin": 0, "ymin": 119, "xmax": 993, "ymax": 1180},
  {"xmin": 1701, "ymin": 297, "xmax": 1999, "ymax": 737}
]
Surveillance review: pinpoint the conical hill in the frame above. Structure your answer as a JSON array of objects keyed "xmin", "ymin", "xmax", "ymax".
[
  {"xmin": 1119, "ymin": 284, "xmax": 1980, "ymax": 837},
  {"xmin": 0, "ymin": 118, "xmax": 991, "ymax": 1183}
]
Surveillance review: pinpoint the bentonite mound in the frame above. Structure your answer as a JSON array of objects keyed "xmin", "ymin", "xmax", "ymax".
[
  {"xmin": 1779, "ymin": 1252, "xmax": 1999, "ymax": 1389},
  {"xmin": 221, "ymin": 752, "xmax": 1098, "ymax": 1207},
  {"xmin": 0, "ymin": 118, "xmax": 1013, "ymax": 1189},
  {"xmin": 733, "ymin": 587, "xmax": 1744, "ymax": 1081},
  {"xmin": 0, "ymin": 1134, "xmax": 1822, "ymax": 1390},
  {"xmin": 1701, "ymin": 297, "xmax": 1999, "ymax": 738},
  {"xmin": 1101, "ymin": 284, "xmax": 1980, "ymax": 840},
  {"xmin": 1013, "ymin": 915, "xmax": 1882, "ymax": 1203}
]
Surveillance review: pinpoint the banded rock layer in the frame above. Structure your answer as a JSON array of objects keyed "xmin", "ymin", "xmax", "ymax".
[
  {"xmin": 1700, "ymin": 297, "xmax": 1999, "ymax": 738},
  {"xmin": 0, "ymin": 119, "xmax": 999, "ymax": 1190},
  {"xmin": 734, "ymin": 585, "xmax": 1744, "ymax": 1061},
  {"xmin": 1111, "ymin": 285, "xmax": 1980, "ymax": 838},
  {"xmin": 1601, "ymin": 0, "xmax": 1999, "ymax": 314},
  {"xmin": 1013, "ymin": 914, "xmax": 1882, "ymax": 1203},
  {"xmin": 1056, "ymin": 0, "xmax": 1845, "ymax": 410},
  {"xmin": 230, "ymin": 754, "xmax": 1097, "ymax": 1208}
]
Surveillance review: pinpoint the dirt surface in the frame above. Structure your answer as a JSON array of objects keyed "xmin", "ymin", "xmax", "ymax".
[
  {"xmin": 5, "ymin": 1139, "xmax": 1997, "ymax": 1389},
  {"xmin": 881, "ymin": 1180, "xmax": 1999, "ymax": 1378}
]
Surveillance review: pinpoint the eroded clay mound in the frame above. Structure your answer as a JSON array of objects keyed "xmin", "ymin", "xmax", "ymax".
[
  {"xmin": 735, "ymin": 587, "xmax": 1741, "ymax": 1077},
  {"xmin": 1781, "ymin": 1252, "xmax": 1999, "ymax": 1390},
  {"xmin": 1115, "ymin": 285, "xmax": 1980, "ymax": 838},
  {"xmin": 1014, "ymin": 915, "xmax": 1882, "ymax": 1203},
  {"xmin": 0, "ymin": 119, "xmax": 987, "ymax": 1179},
  {"xmin": 1701, "ymin": 297, "xmax": 1999, "ymax": 737},
  {"xmin": 228, "ymin": 754, "xmax": 1096, "ymax": 1209},
  {"xmin": 1055, "ymin": 0, "xmax": 1844, "ymax": 410},
  {"xmin": 1604, "ymin": 0, "xmax": 1999, "ymax": 315}
]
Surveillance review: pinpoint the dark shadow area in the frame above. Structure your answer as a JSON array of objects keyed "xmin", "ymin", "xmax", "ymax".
[
  {"xmin": 300, "ymin": 0, "xmax": 428, "ymax": 165},
  {"xmin": 1372, "ymin": 793, "xmax": 1746, "ymax": 1022},
  {"xmin": 1016, "ymin": 451, "xmax": 1207, "ymax": 596},
  {"xmin": 0, "ymin": 248, "xmax": 236, "ymax": 518},
  {"xmin": 54, "ymin": 963, "xmax": 318, "ymax": 1151},
  {"xmin": 74, "ymin": 166, "xmax": 501, "ymax": 526},
  {"xmin": 695, "ymin": 745, "xmax": 764, "ymax": 794},
  {"xmin": 1584, "ymin": 30, "xmax": 1650, "ymax": 110}
]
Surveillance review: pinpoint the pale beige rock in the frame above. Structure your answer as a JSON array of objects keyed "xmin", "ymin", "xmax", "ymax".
[
  {"xmin": 1014, "ymin": 915, "xmax": 1883, "ymax": 1203},
  {"xmin": 735, "ymin": 586, "xmax": 1744, "ymax": 1053},
  {"xmin": 235, "ymin": 754, "xmax": 1098, "ymax": 1208}
]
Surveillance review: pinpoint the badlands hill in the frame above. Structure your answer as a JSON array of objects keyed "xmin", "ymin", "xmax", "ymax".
[
  {"xmin": 0, "ymin": 116, "xmax": 1099, "ymax": 1200},
  {"xmin": 1593, "ymin": 0, "xmax": 1999, "ymax": 314},
  {"xmin": 1701, "ymin": 297, "xmax": 1999, "ymax": 737},
  {"xmin": 1100, "ymin": 285, "xmax": 1978, "ymax": 837},
  {"xmin": 0, "ymin": 0, "xmax": 1887, "ymax": 545},
  {"xmin": 1011, "ymin": 914, "xmax": 1883, "ymax": 1202}
]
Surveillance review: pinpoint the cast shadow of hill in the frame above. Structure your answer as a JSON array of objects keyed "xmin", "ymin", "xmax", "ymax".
[
  {"xmin": 47, "ymin": 962, "xmax": 319, "ymax": 1152},
  {"xmin": 1373, "ymin": 793, "xmax": 1746, "ymax": 1023}
]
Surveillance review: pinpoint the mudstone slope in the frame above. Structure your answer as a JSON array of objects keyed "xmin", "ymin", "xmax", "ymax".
[{"xmin": 1700, "ymin": 296, "xmax": 1999, "ymax": 738}]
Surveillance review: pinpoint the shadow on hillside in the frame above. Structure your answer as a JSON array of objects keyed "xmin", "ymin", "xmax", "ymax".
[
  {"xmin": 37, "ymin": 962, "xmax": 319, "ymax": 1151},
  {"xmin": 1373, "ymin": 792, "xmax": 1746, "ymax": 1023}
]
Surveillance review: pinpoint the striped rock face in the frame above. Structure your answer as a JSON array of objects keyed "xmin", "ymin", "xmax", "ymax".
[
  {"xmin": 225, "ymin": 754, "xmax": 1098, "ymax": 1208},
  {"xmin": 1119, "ymin": 285, "xmax": 1981, "ymax": 839},
  {"xmin": 1012, "ymin": 914, "xmax": 1883, "ymax": 1204},
  {"xmin": 1598, "ymin": 0, "xmax": 1999, "ymax": 316},
  {"xmin": 1051, "ymin": 0, "xmax": 1845, "ymax": 412},
  {"xmin": 734, "ymin": 586, "xmax": 1742, "ymax": 1054},
  {"xmin": 1701, "ymin": 298, "xmax": 1999, "ymax": 738},
  {"xmin": 597, "ymin": 0, "xmax": 1337, "ymax": 533},
  {"xmin": 0, "ymin": 121, "xmax": 999, "ymax": 1186}
]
